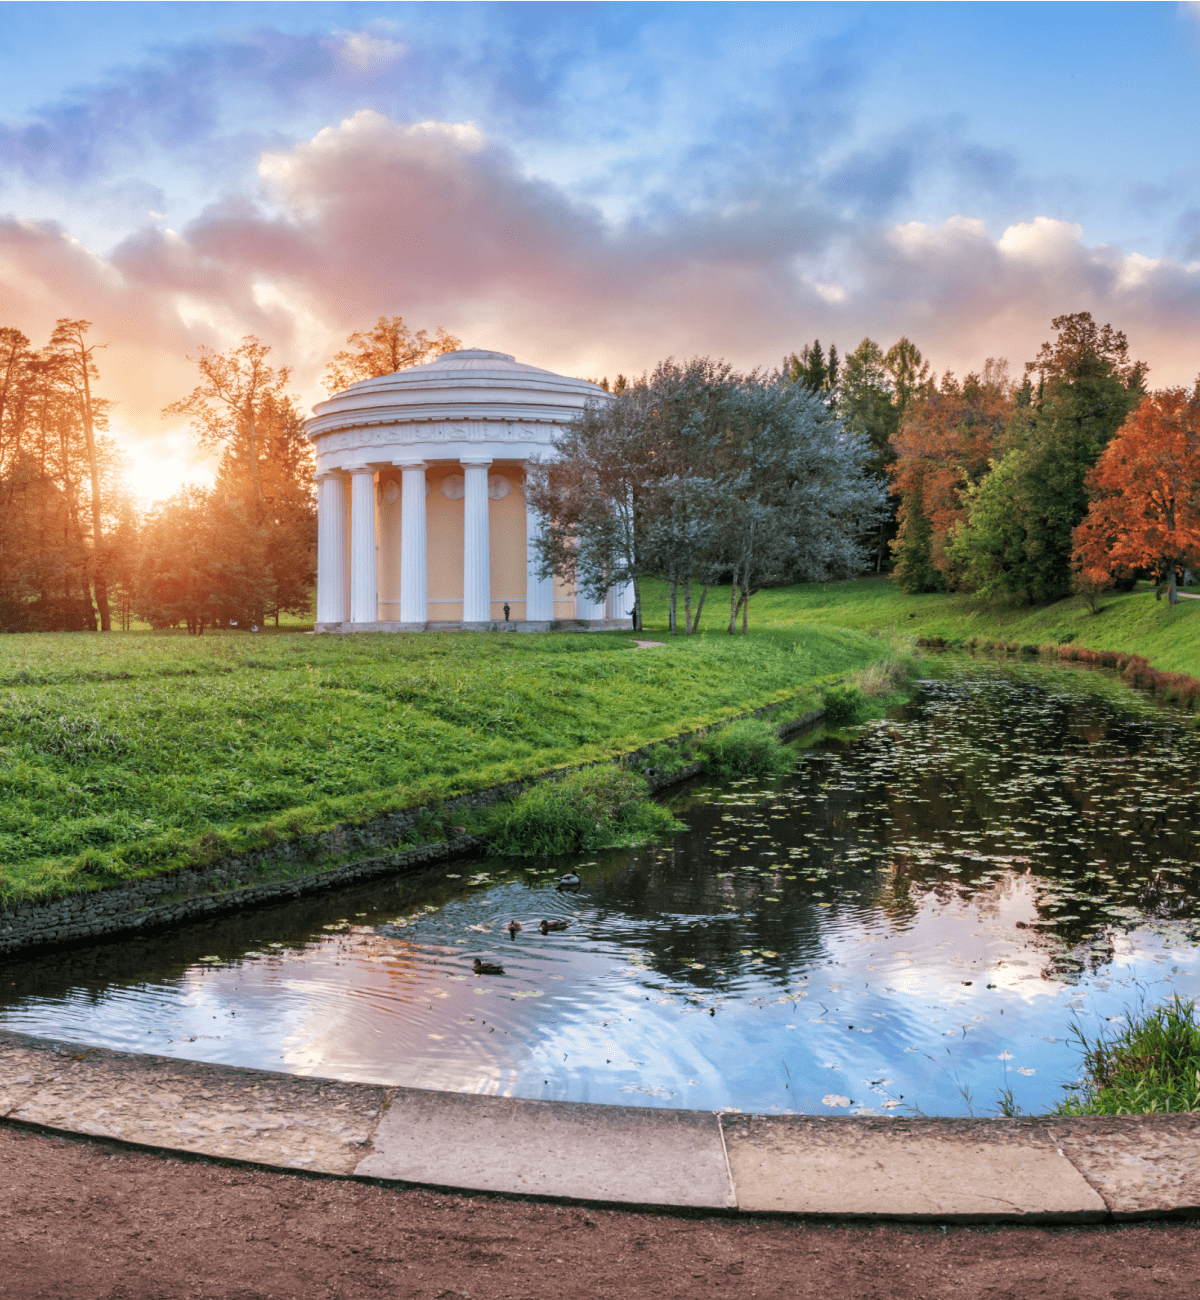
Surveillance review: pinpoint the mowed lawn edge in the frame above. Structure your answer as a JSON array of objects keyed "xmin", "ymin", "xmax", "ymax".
[{"xmin": 0, "ymin": 623, "xmax": 887, "ymax": 903}]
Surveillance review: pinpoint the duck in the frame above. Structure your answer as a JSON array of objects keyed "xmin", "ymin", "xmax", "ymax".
[
  {"xmin": 473, "ymin": 958, "xmax": 505, "ymax": 976},
  {"xmin": 539, "ymin": 918, "xmax": 569, "ymax": 933},
  {"xmin": 506, "ymin": 919, "xmax": 523, "ymax": 940},
  {"xmin": 555, "ymin": 873, "xmax": 581, "ymax": 890}
]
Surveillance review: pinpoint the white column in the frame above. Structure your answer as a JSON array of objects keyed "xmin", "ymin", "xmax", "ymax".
[
  {"xmin": 607, "ymin": 580, "xmax": 635, "ymax": 622},
  {"xmin": 461, "ymin": 457, "xmax": 492, "ymax": 623},
  {"xmin": 347, "ymin": 464, "xmax": 378, "ymax": 625},
  {"xmin": 524, "ymin": 466, "xmax": 554, "ymax": 622},
  {"xmin": 316, "ymin": 472, "xmax": 349, "ymax": 626},
  {"xmin": 575, "ymin": 589, "xmax": 607, "ymax": 621},
  {"xmin": 395, "ymin": 459, "xmax": 428, "ymax": 624}
]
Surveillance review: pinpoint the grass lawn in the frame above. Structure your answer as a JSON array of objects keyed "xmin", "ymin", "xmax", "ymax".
[
  {"xmin": 728, "ymin": 575, "xmax": 1200, "ymax": 678},
  {"xmin": 0, "ymin": 617, "xmax": 888, "ymax": 902},
  {"xmin": 4, "ymin": 572, "xmax": 1193, "ymax": 905}
]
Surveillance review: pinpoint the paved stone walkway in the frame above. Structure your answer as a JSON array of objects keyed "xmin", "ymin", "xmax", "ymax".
[{"xmin": 3, "ymin": 1029, "xmax": 1198, "ymax": 1221}]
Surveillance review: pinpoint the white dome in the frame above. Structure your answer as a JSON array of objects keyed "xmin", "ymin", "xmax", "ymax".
[{"xmin": 307, "ymin": 348, "xmax": 605, "ymax": 470}]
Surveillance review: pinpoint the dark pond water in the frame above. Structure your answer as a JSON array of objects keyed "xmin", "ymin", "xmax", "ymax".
[{"xmin": 4, "ymin": 662, "xmax": 1200, "ymax": 1117}]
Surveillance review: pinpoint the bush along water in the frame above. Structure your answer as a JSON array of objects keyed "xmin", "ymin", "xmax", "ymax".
[
  {"xmin": 1054, "ymin": 995, "xmax": 1200, "ymax": 1115},
  {"xmin": 486, "ymin": 767, "xmax": 684, "ymax": 857},
  {"xmin": 821, "ymin": 682, "xmax": 871, "ymax": 728},
  {"xmin": 697, "ymin": 718, "xmax": 797, "ymax": 779}
]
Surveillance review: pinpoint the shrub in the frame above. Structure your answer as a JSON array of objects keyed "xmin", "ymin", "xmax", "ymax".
[
  {"xmin": 854, "ymin": 657, "xmax": 916, "ymax": 699},
  {"xmin": 821, "ymin": 683, "xmax": 870, "ymax": 728},
  {"xmin": 698, "ymin": 718, "xmax": 796, "ymax": 779},
  {"xmin": 487, "ymin": 766, "xmax": 682, "ymax": 857},
  {"xmin": 1055, "ymin": 996, "xmax": 1200, "ymax": 1115}
]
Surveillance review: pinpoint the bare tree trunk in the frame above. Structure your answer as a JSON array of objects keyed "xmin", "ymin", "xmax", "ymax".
[
  {"xmin": 668, "ymin": 573, "xmax": 678, "ymax": 634},
  {"xmin": 632, "ymin": 575, "xmax": 642, "ymax": 631},
  {"xmin": 683, "ymin": 576, "xmax": 692, "ymax": 635},
  {"xmin": 742, "ymin": 584, "xmax": 749, "ymax": 634},
  {"xmin": 728, "ymin": 566, "xmax": 739, "ymax": 634},
  {"xmin": 691, "ymin": 583, "xmax": 710, "ymax": 634},
  {"xmin": 1169, "ymin": 564, "xmax": 1179, "ymax": 606}
]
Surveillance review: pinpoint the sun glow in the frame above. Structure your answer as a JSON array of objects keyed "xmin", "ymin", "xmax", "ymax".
[{"xmin": 116, "ymin": 434, "xmax": 217, "ymax": 507}]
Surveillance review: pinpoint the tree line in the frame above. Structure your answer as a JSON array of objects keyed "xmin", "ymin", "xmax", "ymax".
[
  {"xmin": 884, "ymin": 311, "xmax": 1200, "ymax": 607},
  {"xmin": 0, "ymin": 316, "xmax": 460, "ymax": 634},
  {"xmin": 3, "ymin": 308, "xmax": 1191, "ymax": 635}
]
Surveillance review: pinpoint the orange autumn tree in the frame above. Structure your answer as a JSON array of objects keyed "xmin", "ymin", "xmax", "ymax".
[
  {"xmin": 889, "ymin": 360, "xmax": 1014, "ymax": 591},
  {"xmin": 1072, "ymin": 386, "xmax": 1200, "ymax": 606}
]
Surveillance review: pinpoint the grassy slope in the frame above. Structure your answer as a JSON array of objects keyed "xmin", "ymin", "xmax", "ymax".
[
  {"xmin": 0, "ymin": 622, "xmax": 884, "ymax": 901},
  {"xmin": 6, "ymin": 572, "xmax": 1190, "ymax": 903},
  {"xmin": 723, "ymin": 576, "xmax": 1200, "ymax": 677}
]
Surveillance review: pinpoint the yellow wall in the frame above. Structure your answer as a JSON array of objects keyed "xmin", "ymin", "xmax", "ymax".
[{"xmin": 366, "ymin": 460, "xmax": 578, "ymax": 622}]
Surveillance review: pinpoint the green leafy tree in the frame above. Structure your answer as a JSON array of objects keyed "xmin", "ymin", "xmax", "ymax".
[
  {"xmin": 949, "ymin": 313, "xmax": 1146, "ymax": 601},
  {"xmin": 135, "ymin": 487, "xmax": 271, "ymax": 634}
]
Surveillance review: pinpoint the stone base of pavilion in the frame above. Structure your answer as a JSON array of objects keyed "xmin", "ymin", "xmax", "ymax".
[{"xmin": 313, "ymin": 617, "xmax": 635, "ymax": 634}]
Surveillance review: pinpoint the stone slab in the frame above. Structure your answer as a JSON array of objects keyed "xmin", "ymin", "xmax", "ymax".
[
  {"xmin": 0, "ymin": 1030, "xmax": 387, "ymax": 1173},
  {"xmin": 722, "ymin": 1115, "xmax": 1108, "ymax": 1222},
  {"xmin": 356, "ymin": 1087, "xmax": 736, "ymax": 1208},
  {"xmin": 1049, "ymin": 1114, "xmax": 1200, "ymax": 1218}
]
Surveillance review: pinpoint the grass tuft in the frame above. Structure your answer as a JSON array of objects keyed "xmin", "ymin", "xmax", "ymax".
[
  {"xmin": 698, "ymin": 718, "xmax": 796, "ymax": 779},
  {"xmin": 486, "ymin": 767, "xmax": 683, "ymax": 857},
  {"xmin": 821, "ymin": 683, "xmax": 871, "ymax": 728},
  {"xmin": 1055, "ymin": 996, "xmax": 1200, "ymax": 1115}
]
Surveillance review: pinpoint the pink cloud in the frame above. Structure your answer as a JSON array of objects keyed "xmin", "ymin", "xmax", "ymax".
[{"xmin": 3, "ymin": 109, "xmax": 1199, "ymax": 488}]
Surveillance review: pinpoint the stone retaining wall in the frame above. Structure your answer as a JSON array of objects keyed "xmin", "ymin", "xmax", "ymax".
[{"xmin": 0, "ymin": 705, "xmax": 824, "ymax": 958}]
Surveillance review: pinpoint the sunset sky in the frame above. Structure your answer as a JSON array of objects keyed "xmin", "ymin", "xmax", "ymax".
[{"xmin": 2, "ymin": 1, "xmax": 1199, "ymax": 501}]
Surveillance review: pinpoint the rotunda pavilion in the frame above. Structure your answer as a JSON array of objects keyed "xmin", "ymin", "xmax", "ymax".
[{"xmin": 307, "ymin": 348, "xmax": 634, "ymax": 632}]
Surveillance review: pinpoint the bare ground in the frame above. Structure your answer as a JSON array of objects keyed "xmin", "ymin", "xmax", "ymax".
[{"xmin": 1, "ymin": 1125, "xmax": 1197, "ymax": 1300}]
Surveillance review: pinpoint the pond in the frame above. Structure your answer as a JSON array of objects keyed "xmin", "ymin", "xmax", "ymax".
[{"xmin": 4, "ymin": 661, "xmax": 1200, "ymax": 1118}]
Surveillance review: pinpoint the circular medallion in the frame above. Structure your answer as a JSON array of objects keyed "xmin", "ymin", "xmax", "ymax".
[
  {"xmin": 382, "ymin": 480, "xmax": 400, "ymax": 505},
  {"xmin": 441, "ymin": 474, "xmax": 465, "ymax": 500},
  {"xmin": 487, "ymin": 474, "xmax": 511, "ymax": 500}
]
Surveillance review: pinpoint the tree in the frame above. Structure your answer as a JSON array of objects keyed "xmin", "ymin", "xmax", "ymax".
[
  {"xmin": 529, "ymin": 359, "xmax": 887, "ymax": 635},
  {"xmin": 165, "ymin": 338, "xmax": 314, "ymax": 624},
  {"xmin": 47, "ymin": 319, "xmax": 114, "ymax": 630},
  {"xmin": 0, "ymin": 325, "xmax": 128, "ymax": 632},
  {"xmin": 164, "ymin": 335, "xmax": 293, "ymax": 513},
  {"xmin": 889, "ymin": 360, "xmax": 1013, "ymax": 591},
  {"xmin": 135, "ymin": 486, "xmax": 272, "ymax": 634},
  {"xmin": 838, "ymin": 336, "xmax": 933, "ymax": 572},
  {"xmin": 1072, "ymin": 387, "xmax": 1200, "ymax": 606},
  {"xmin": 322, "ymin": 316, "xmax": 461, "ymax": 394},
  {"xmin": 947, "ymin": 313, "xmax": 1147, "ymax": 602},
  {"xmin": 714, "ymin": 379, "xmax": 887, "ymax": 632},
  {"xmin": 784, "ymin": 340, "xmax": 840, "ymax": 406}
]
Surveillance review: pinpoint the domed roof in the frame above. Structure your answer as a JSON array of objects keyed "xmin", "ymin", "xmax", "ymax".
[{"xmin": 307, "ymin": 348, "xmax": 605, "ymax": 439}]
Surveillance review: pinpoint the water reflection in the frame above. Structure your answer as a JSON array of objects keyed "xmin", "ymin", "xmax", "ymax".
[{"xmin": 3, "ymin": 663, "xmax": 1198, "ymax": 1116}]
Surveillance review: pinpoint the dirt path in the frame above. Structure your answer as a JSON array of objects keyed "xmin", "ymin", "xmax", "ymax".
[{"xmin": 2, "ymin": 1125, "xmax": 1198, "ymax": 1300}]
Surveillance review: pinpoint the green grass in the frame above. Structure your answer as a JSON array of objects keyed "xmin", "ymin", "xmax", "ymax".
[
  {"xmin": 697, "ymin": 717, "xmax": 797, "ymax": 779},
  {"xmin": 487, "ymin": 767, "xmax": 683, "ymax": 857},
  {"xmin": 5, "ymin": 570, "xmax": 1190, "ymax": 906},
  {"xmin": 0, "ymin": 622, "xmax": 885, "ymax": 901},
  {"xmin": 713, "ymin": 574, "xmax": 1200, "ymax": 677},
  {"xmin": 1054, "ymin": 996, "xmax": 1200, "ymax": 1115}
]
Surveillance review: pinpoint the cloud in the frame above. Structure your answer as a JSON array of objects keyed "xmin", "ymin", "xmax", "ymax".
[{"xmin": 3, "ymin": 110, "xmax": 1199, "ymax": 490}]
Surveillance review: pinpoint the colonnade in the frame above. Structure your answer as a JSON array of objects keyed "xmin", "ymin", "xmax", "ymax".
[{"xmin": 315, "ymin": 458, "xmax": 627, "ymax": 628}]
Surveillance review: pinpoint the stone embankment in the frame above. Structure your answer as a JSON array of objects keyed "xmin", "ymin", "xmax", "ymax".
[
  {"xmin": 3, "ymin": 1028, "xmax": 1198, "ymax": 1222},
  {"xmin": 0, "ymin": 706, "xmax": 823, "ymax": 957}
]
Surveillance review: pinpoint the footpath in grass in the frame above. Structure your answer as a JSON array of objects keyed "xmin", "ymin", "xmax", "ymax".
[{"xmin": 0, "ymin": 619, "xmax": 887, "ymax": 902}]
